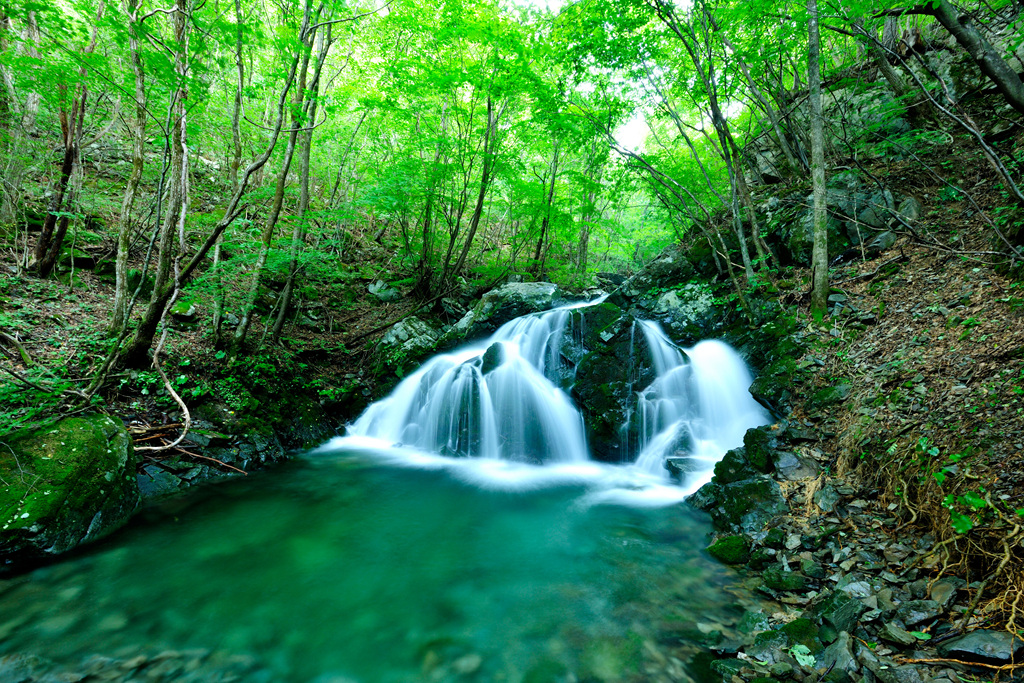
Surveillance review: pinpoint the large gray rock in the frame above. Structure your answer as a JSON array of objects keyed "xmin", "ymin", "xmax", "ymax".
[
  {"xmin": 368, "ymin": 279, "xmax": 401, "ymax": 302},
  {"xmin": 937, "ymin": 630, "xmax": 1024, "ymax": 662},
  {"xmin": 444, "ymin": 282, "xmax": 566, "ymax": 343},
  {"xmin": 1, "ymin": 414, "xmax": 140, "ymax": 567},
  {"xmin": 621, "ymin": 254, "xmax": 698, "ymax": 299},
  {"xmin": 376, "ymin": 317, "xmax": 441, "ymax": 376}
]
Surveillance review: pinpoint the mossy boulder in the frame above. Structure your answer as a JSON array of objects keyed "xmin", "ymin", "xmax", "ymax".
[
  {"xmin": 743, "ymin": 427, "xmax": 775, "ymax": 473},
  {"xmin": 689, "ymin": 474, "xmax": 788, "ymax": 533},
  {"xmin": 375, "ymin": 316, "xmax": 442, "ymax": 378},
  {"xmin": 707, "ymin": 535, "xmax": 751, "ymax": 564},
  {"xmin": 763, "ymin": 565, "xmax": 809, "ymax": 592},
  {"xmin": 441, "ymin": 282, "xmax": 570, "ymax": 346},
  {"xmin": 1, "ymin": 414, "xmax": 139, "ymax": 568},
  {"xmin": 749, "ymin": 356, "xmax": 798, "ymax": 415},
  {"xmin": 713, "ymin": 447, "xmax": 755, "ymax": 484},
  {"xmin": 569, "ymin": 307, "xmax": 659, "ymax": 461}
]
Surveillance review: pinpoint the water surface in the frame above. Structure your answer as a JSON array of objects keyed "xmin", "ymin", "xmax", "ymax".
[{"xmin": 0, "ymin": 446, "xmax": 744, "ymax": 682}]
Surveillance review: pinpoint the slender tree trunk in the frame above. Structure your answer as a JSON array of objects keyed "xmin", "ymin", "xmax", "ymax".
[
  {"xmin": 648, "ymin": 0, "xmax": 756, "ymax": 281},
  {"xmin": 230, "ymin": 7, "xmax": 315, "ymax": 356},
  {"xmin": 272, "ymin": 26, "xmax": 332, "ymax": 342},
  {"xmin": 447, "ymin": 95, "xmax": 499, "ymax": 289},
  {"xmin": 328, "ymin": 110, "xmax": 368, "ymax": 209},
  {"xmin": 808, "ymin": 0, "xmax": 829, "ymax": 317},
  {"xmin": 121, "ymin": 46, "xmax": 302, "ymax": 367},
  {"xmin": 34, "ymin": 1, "xmax": 104, "ymax": 277},
  {"xmin": 110, "ymin": 0, "xmax": 147, "ymax": 333},
  {"xmin": 532, "ymin": 140, "xmax": 559, "ymax": 276},
  {"xmin": 211, "ymin": 0, "xmax": 246, "ymax": 342},
  {"xmin": 712, "ymin": 26, "xmax": 803, "ymax": 173},
  {"xmin": 229, "ymin": 0, "xmax": 244, "ymax": 193},
  {"xmin": 20, "ymin": 11, "xmax": 39, "ymax": 133},
  {"xmin": 149, "ymin": 1, "xmax": 190, "ymax": 315}
]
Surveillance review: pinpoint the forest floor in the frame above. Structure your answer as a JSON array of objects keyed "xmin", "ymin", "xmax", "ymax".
[{"xmin": 783, "ymin": 146, "xmax": 1024, "ymax": 605}]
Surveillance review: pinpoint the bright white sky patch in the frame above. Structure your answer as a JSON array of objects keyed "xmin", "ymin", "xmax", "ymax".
[{"xmin": 615, "ymin": 113, "xmax": 649, "ymax": 151}]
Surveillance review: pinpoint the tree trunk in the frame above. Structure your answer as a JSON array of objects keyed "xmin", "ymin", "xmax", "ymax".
[
  {"xmin": 272, "ymin": 26, "xmax": 332, "ymax": 342},
  {"xmin": 34, "ymin": 0, "xmax": 103, "ymax": 279},
  {"xmin": 110, "ymin": 0, "xmax": 148, "ymax": 333},
  {"xmin": 149, "ymin": 0, "xmax": 190, "ymax": 316},
  {"xmin": 211, "ymin": 0, "xmax": 246, "ymax": 341},
  {"xmin": 532, "ymin": 139, "xmax": 559, "ymax": 277},
  {"xmin": 229, "ymin": 0, "xmax": 244, "ymax": 193},
  {"xmin": 808, "ymin": 0, "xmax": 829, "ymax": 317},
  {"xmin": 230, "ymin": 6, "xmax": 315, "ymax": 356},
  {"xmin": 447, "ymin": 95, "xmax": 499, "ymax": 289},
  {"xmin": 19, "ymin": 11, "xmax": 40, "ymax": 133}
]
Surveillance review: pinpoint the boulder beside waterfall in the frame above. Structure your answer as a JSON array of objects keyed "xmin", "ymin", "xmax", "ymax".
[
  {"xmin": 440, "ymin": 282, "xmax": 570, "ymax": 348},
  {"xmin": 1, "ymin": 414, "xmax": 140, "ymax": 569}
]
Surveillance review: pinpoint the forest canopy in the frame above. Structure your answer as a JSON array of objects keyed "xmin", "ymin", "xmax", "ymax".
[{"xmin": 0, "ymin": 0, "xmax": 1022, "ymax": 363}]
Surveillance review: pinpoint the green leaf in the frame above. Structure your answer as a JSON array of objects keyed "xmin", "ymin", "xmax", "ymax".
[
  {"xmin": 950, "ymin": 510, "xmax": 974, "ymax": 534},
  {"xmin": 909, "ymin": 631, "xmax": 932, "ymax": 641},
  {"xmin": 932, "ymin": 471, "xmax": 946, "ymax": 485},
  {"xmin": 789, "ymin": 644, "xmax": 815, "ymax": 668},
  {"xmin": 960, "ymin": 492, "xmax": 987, "ymax": 510}
]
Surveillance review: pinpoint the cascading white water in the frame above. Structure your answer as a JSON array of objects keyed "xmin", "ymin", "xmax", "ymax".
[
  {"xmin": 350, "ymin": 306, "xmax": 590, "ymax": 464},
  {"xmin": 633, "ymin": 321, "xmax": 770, "ymax": 489},
  {"xmin": 338, "ymin": 298, "xmax": 769, "ymax": 501}
]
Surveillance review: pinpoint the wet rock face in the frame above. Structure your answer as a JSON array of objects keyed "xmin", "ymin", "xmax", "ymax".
[
  {"xmin": 1, "ymin": 414, "xmax": 140, "ymax": 568},
  {"xmin": 688, "ymin": 427, "xmax": 786, "ymax": 533},
  {"xmin": 568, "ymin": 305, "xmax": 659, "ymax": 462}
]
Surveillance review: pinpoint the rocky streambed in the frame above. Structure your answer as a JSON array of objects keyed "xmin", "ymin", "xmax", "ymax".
[{"xmin": 683, "ymin": 424, "xmax": 1024, "ymax": 683}]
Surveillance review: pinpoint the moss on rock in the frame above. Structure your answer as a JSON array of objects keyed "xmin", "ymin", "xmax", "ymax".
[
  {"xmin": 743, "ymin": 427, "xmax": 775, "ymax": 474},
  {"xmin": 1, "ymin": 414, "xmax": 140, "ymax": 567},
  {"xmin": 707, "ymin": 535, "xmax": 751, "ymax": 564},
  {"xmin": 763, "ymin": 565, "xmax": 809, "ymax": 592}
]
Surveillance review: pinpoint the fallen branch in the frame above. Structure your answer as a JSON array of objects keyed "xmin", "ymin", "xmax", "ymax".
[
  {"xmin": 898, "ymin": 657, "xmax": 1023, "ymax": 671},
  {"xmin": 173, "ymin": 447, "xmax": 247, "ymax": 475},
  {"xmin": 0, "ymin": 332, "xmax": 32, "ymax": 366},
  {"xmin": 133, "ymin": 432, "xmax": 176, "ymax": 443},
  {"xmin": 832, "ymin": 253, "xmax": 909, "ymax": 286},
  {"xmin": 0, "ymin": 364, "xmax": 89, "ymax": 401}
]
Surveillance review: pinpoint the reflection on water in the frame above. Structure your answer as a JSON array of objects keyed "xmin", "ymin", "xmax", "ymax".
[{"xmin": 0, "ymin": 449, "xmax": 746, "ymax": 682}]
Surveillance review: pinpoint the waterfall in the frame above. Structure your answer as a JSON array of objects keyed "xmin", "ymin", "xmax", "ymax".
[
  {"xmin": 633, "ymin": 321, "xmax": 770, "ymax": 488},
  {"xmin": 350, "ymin": 306, "xmax": 590, "ymax": 464},
  {"xmin": 337, "ymin": 298, "xmax": 769, "ymax": 500}
]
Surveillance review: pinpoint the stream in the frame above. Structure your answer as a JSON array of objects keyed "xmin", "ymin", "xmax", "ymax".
[
  {"xmin": 0, "ymin": 448, "xmax": 746, "ymax": 682},
  {"xmin": 0, "ymin": 299, "xmax": 769, "ymax": 682}
]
